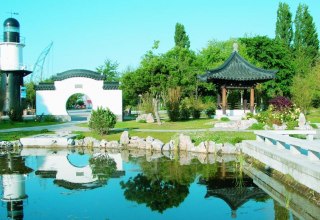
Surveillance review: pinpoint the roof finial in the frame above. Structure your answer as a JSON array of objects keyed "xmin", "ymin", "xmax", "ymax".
[{"xmin": 233, "ymin": 42, "xmax": 239, "ymax": 52}]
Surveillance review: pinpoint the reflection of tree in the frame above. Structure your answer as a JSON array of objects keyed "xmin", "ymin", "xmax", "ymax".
[
  {"xmin": 120, "ymin": 173, "xmax": 189, "ymax": 213},
  {"xmin": 274, "ymin": 200, "xmax": 290, "ymax": 220},
  {"xmin": 138, "ymin": 157, "xmax": 197, "ymax": 185},
  {"xmin": 89, "ymin": 154, "xmax": 116, "ymax": 183}
]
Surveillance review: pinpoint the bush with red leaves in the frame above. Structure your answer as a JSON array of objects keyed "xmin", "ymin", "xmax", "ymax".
[{"xmin": 269, "ymin": 96, "xmax": 293, "ymax": 111}]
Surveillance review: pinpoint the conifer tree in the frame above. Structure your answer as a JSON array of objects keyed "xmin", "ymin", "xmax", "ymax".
[
  {"xmin": 293, "ymin": 4, "xmax": 319, "ymax": 64},
  {"xmin": 174, "ymin": 23, "xmax": 190, "ymax": 49},
  {"xmin": 275, "ymin": 2, "xmax": 293, "ymax": 47}
]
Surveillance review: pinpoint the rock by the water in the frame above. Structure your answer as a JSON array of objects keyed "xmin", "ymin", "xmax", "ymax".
[
  {"xmin": 106, "ymin": 141, "xmax": 120, "ymax": 148},
  {"xmin": 67, "ymin": 138, "xmax": 75, "ymax": 146},
  {"xmin": 179, "ymin": 134, "xmax": 194, "ymax": 151},
  {"xmin": 162, "ymin": 140, "xmax": 175, "ymax": 151},
  {"xmin": 151, "ymin": 139, "xmax": 164, "ymax": 151},
  {"xmin": 100, "ymin": 139, "xmax": 108, "ymax": 147},
  {"xmin": 120, "ymin": 131, "xmax": 130, "ymax": 145}
]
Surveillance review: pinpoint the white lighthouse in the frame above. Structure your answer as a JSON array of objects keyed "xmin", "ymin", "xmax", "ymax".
[{"xmin": 0, "ymin": 17, "xmax": 31, "ymax": 114}]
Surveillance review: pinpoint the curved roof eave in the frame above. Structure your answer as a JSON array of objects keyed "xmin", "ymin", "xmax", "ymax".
[{"xmin": 52, "ymin": 69, "xmax": 105, "ymax": 81}]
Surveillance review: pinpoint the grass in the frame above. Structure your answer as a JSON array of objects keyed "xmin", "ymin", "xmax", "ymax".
[
  {"xmin": 74, "ymin": 130, "xmax": 177, "ymax": 143},
  {"xmin": 0, "ymin": 130, "xmax": 53, "ymax": 141},
  {"xmin": 190, "ymin": 131, "xmax": 256, "ymax": 145},
  {"xmin": 0, "ymin": 120, "xmax": 63, "ymax": 130},
  {"xmin": 74, "ymin": 130, "xmax": 256, "ymax": 145},
  {"xmin": 307, "ymin": 108, "xmax": 320, "ymax": 123},
  {"xmin": 78, "ymin": 118, "xmax": 216, "ymax": 130}
]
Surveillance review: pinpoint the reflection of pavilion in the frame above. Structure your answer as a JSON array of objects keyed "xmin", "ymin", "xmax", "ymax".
[
  {"xmin": 198, "ymin": 165, "xmax": 267, "ymax": 218},
  {"xmin": 0, "ymin": 154, "xmax": 33, "ymax": 219},
  {"xmin": 34, "ymin": 152, "xmax": 125, "ymax": 190}
]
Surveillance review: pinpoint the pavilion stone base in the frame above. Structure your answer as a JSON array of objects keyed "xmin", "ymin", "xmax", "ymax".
[{"xmin": 215, "ymin": 109, "xmax": 255, "ymax": 120}]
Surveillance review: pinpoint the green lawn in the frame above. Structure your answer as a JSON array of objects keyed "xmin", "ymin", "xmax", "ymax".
[
  {"xmin": 0, "ymin": 130, "xmax": 53, "ymax": 141},
  {"xmin": 307, "ymin": 108, "xmax": 320, "ymax": 123},
  {"xmin": 79, "ymin": 118, "xmax": 216, "ymax": 130},
  {"xmin": 0, "ymin": 121, "xmax": 63, "ymax": 130},
  {"xmin": 74, "ymin": 130, "xmax": 255, "ymax": 145}
]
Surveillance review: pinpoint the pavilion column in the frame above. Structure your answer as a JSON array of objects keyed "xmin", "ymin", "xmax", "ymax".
[
  {"xmin": 221, "ymin": 86, "xmax": 227, "ymax": 115},
  {"xmin": 250, "ymin": 86, "xmax": 255, "ymax": 113}
]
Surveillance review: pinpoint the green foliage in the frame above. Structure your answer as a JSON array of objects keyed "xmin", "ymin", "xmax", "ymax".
[
  {"xmin": 88, "ymin": 107, "xmax": 117, "ymax": 135},
  {"xmin": 248, "ymin": 123, "xmax": 265, "ymax": 130},
  {"xmin": 42, "ymin": 115, "xmax": 57, "ymax": 122},
  {"xmin": 174, "ymin": 23, "xmax": 190, "ymax": 49},
  {"xmin": 140, "ymin": 92, "xmax": 153, "ymax": 114},
  {"xmin": 275, "ymin": 2, "xmax": 293, "ymax": 47},
  {"xmin": 137, "ymin": 119, "xmax": 146, "ymax": 123},
  {"xmin": 166, "ymin": 87, "xmax": 181, "ymax": 121},
  {"xmin": 75, "ymin": 134, "xmax": 85, "ymax": 140},
  {"xmin": 96, "ymin": 58, "xmax": 120, "ymax": 82},
  {"xmin": 286, "ymin": 120, "xmax": 298, "ymax": 130},
  {"xmin": 120, "ymin": 173, "xmax": 189, "ymax": 213},
  {"xmin": 25, "ymin": 82, "xmax": 36, "ymax": 108},
  {"xmin": 66, "ymin": 93, "xmax": 83, "ymax": 109},
  {"xmin": 254, "ymin": 105, "xmax": 301, "ymax": 127},
  {"xmin": 310, "ymin": 123, "xmax": 318, "ymax": 129},
  {"xmin": 293, "ymin": 4, "xmax": 319, "ymax": 64},
  {"xmin": 8, "ymin": 108, "xmax": 23, "ymax": 122},
  {"xmin": 220, "ymin": 117, "xmax": 230, "ymax": 122},
  {"xmin": 89, "ymin": 154, "xmax": 117, "ymax": 182},
  {"xmin": 240, "ymin": 36, "xmax": 295, "ymax": 98},
  {"xmin": 179, "ymin": 101, "xmax": 190, "ymax": 121}
]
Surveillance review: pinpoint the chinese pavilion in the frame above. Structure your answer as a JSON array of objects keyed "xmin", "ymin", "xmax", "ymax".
[{"xmin": 198, "ymin": 43, "xmax": 277, "ymax": 117}]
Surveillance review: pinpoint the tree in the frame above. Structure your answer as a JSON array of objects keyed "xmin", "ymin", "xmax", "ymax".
[
  {"xmin": 25, "ymin": 82, "xmax": 36, "ymax": 109},
  {"xmin": 174, "ymin": 23, "xmax": 190, "ymax": 49},
  {"xmin": 120, "ymin": 174, "xmax": 189, "ymax": 213},
  {"xmin": 96, "ymin": 58, "xmax": 120, "ymax": 82},
  {"xmin": 275, "ymin": 2, "xmax": 293, "ymax": 47},
  {"xmin": 240, "ymin": 36, "xmax": 295, "ymax": 98},
  {"xmin": 292, "ymin": 61, "xmax": 320, "ymax": 111},
  {"xmin": 293, "ymin": 4, "xmax": 319, "ymax": 64}
]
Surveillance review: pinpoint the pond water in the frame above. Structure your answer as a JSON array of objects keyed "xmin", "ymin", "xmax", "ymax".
[{"xmin": 0, "ymin": 148, "xmax": 318, "ymax": 220}]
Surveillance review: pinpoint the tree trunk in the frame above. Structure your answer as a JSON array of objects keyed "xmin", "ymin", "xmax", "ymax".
[{"xmin": 153, "ymin": 98, "xmax": 161, "ymax": 125}]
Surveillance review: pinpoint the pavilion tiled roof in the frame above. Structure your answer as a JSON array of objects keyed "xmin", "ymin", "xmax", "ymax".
[{"xmin": 198, "ymin": 52, "xmax": 277, "ymax": 83}]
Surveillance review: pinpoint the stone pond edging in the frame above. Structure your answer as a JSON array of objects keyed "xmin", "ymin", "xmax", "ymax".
[{"xmin": 1, "ymin": 131, "xmax": 240, "ymax": 155}]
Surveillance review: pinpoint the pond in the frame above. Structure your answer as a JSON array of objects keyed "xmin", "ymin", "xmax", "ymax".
[{"xmin": 0, "ymin": 148, "xmax": 318, "ymax": 220}]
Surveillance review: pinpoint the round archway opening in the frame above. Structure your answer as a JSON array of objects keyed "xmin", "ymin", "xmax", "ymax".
[{"xmin": 66, "ymin": 93, "xmax": 92, "ymax": 121}]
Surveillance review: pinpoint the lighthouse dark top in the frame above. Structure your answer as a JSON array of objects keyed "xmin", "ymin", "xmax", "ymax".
[{"xmin": 3, "ymin": 18, "xmax": 20, "ymax": 43}]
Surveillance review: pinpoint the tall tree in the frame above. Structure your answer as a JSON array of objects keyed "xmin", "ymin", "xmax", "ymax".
[
  {"xmin": 174, "ymin": 23, "xmax": 190, "ymax": 49},
  {"xmin": 275, "ymin": 2, "xmax": 293, "ymax": 47},
  {"xmin": 293, "ymin": 4, "xmax": 319, "ymax": 64},
  {"xmin": 96, "ymin": 58, "xmax": 120, "ymax": 82}
]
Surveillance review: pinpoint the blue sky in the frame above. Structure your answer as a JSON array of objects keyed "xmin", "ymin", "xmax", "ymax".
[{"xmin": 1, "ymin": 0, "xmax": 319, "ymax": 79}]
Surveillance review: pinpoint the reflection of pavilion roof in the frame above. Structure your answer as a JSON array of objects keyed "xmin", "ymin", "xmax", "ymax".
[
  {"xmin": 198, "ymin": 51, "xmax": 277, "ymax": 86},
  {"xmin": 199, "ymin": 177, "xmax": 267, "ymax": 212}
]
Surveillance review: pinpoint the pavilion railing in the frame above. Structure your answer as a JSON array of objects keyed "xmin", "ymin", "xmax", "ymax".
[{"xmin": 218, "ymin": 103, "xmax": 256, "ymax": 110}]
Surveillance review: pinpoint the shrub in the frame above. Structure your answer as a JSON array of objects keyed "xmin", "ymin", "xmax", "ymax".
[
  {"xmin": 42, "ymin": 115, "xmax": 57, "ymax": 122},
  {"xmin": 183, "ymin": 97, "xmax": 204, "ymax": 119},
  {"xmin": 137, "ymin": 119, "xmax": 146, "ymax": 123},
  {"xmin": 286, "ymin": 120, "xmax": 298, "ymax": 130},
  {"xmin": 269, "ymin": 96, "xmax": 293, "ymax": 111},
  {"xmin": 248, "ymin": 123, "xmax": 265, "ymax": 130},
  {"xmin": 179, "ymin": 101, "xmax": 190, "ymax": 121},
  {"xmin": 310, "ymin": 123, "xmax": 318, "ymax": 129},
  {"xmin": 220, "ymin": 117, "xmax": 230, "ymax": 122},
  {"xmin": 166, "ymin": 88, "xmax": 181, "ymax": 121},
  {"xmin": 88, "ymin": 107, "xmax": 117, "ymax": 135},
  {"xmin": 140, "ymin": 92, "xmax": 154, "ymax": 114},
  {"xmin": 8, "ymin": 107, "xmax": 23, "ymax": 122},
  {"xmin": 204, "ymin": 105, "xmax": 216, "ymax": 118}
]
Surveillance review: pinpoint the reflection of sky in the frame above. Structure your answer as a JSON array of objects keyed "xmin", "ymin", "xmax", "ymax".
[
  {"xmin": 67, "ymin": 154, "xmax": 90, "ymax": 168},
  {"xmin": 0, "ymin": 156, "xmax": 277, "ymax": 220}
]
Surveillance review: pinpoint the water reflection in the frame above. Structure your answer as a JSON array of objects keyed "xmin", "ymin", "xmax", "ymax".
[
  {"xmin": 0, "ymin": 153, "xmax": 33, "ymax": 219},
  {"xmin": 0, "ymin": 148, "xmax": 318, "ymax": 219}
]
